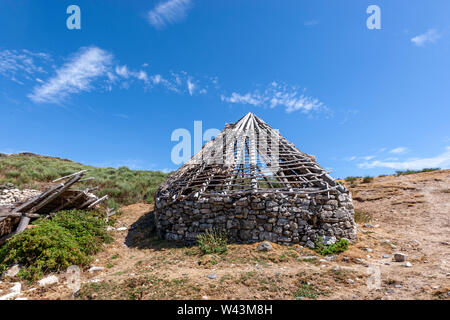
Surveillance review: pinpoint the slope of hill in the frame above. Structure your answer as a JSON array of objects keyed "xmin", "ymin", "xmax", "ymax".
[{"xmin": 0, "ymin": 153, "xmax": 170, "ymax": 209}]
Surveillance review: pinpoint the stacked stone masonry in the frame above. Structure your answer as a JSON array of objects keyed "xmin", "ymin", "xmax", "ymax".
[{"xmin": 155, "ymin": 189, "xmax": 357, "ymax": 248}]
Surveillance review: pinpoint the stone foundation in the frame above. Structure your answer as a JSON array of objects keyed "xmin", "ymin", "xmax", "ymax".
[{"xmin": 155, "ymin": 189, "xmax": 357, "ymax": 248}]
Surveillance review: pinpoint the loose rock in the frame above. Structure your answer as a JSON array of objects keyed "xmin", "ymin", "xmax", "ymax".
[
  {"xmin": 322, "ymin": 236, "xmax": 336, "ymax": 245},
  {"xmin": 257, "ymin": 241, "xmax": 273, "ymax": 252},
  {"xmin": 394, "ymin": 253, "xmax": 407, "ymax": 262},
  {"xmin": 38, "ymin": 275, "xmax": 59, "ymax": 287},
  {"xmin": 89, "ymin": 266, "xmax": 105, "ymax": 273},
  {"xmin": 2, "ymin": 264, "xmax": 20, "ymax": 278}
]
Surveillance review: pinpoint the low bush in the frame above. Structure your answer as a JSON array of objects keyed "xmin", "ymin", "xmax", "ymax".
[
  {"xmin": 314, "ymin": 238, "xmax": 349, "ymax": 256},
  {"xmin": 345, "ymin": 176, "xmax": 361, "ymax": 183},
  {"xmin": 395, "ymin": 168, "xmax": 440, "ymax": 176},
  {"xmin": 0, "ymin": 210, "xmax": 111, "ymax": 281},
  {"xmin": 362, "ymin": 176, "xmax": 374, "ymax": 183},
  {"xmin": 197, "ymin": 228, "xmax": 228, "ymax": 255}
]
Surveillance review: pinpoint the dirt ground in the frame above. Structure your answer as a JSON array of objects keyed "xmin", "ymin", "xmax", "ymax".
[{"xmin": 1, "ymin": 170, "xmax": 449, "ymax": 300}]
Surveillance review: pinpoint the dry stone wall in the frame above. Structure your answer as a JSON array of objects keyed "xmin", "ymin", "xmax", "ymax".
[
  {"xmin": 155, "ymin": 189, "xmax": 357, "ymax": 248},
  {"xmin": 0, "ymin": 184, "xmax": 40, "ymax": 206}
]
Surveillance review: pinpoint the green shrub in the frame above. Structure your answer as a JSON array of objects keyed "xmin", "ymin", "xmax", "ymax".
[
  {"xmin": 345, "ymin": 176, "xmax": 361, "ymax": 183},
  {"xmin": 396, "ymin": 168, "xmax": 440, "ymax": 176},
  {"xmin": 362, "ymin": 176, "xmax": 374, "ymax": 183},
  {"xmin": 0, "ymin": 210, "xmax": 111, "ymax": 281},
  {"xmin": 197, "ymin": 228, "xmax": 228, "ymax": 255},
  {"xmin": 314, "ymin": 237, "xmax": 349, "ymax": 256},
  {"xmin": 45, "ymin": 210, "xmax": 112, "ymax": 251}
]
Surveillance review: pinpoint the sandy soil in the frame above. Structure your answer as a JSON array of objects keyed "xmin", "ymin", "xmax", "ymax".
[{"xmin": 1, "ymin": 170, "xmax": 449, "ymax": 300}]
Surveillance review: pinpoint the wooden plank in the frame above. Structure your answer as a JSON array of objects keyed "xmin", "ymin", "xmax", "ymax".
[
  {"xmin": 87, "ymin": 195, "xmax": 108, "ymax": 209},
  {"xmin": 28, "ymin": 174, "xmax": 83, "ymax": 214},
  {"xmin": 79, "ymin": 197, "xmax": 97, "ymax": 210},
  {"xmin": 12, "ymin": 183, "xmax": 64, "ymax": 213},
  {"xmin": 52, "ymin": 170, "xmax": 87, "ymax": 183},
  {"xmin": 52, "ymin": 189, "xmax": 89, "ymax": 212}
]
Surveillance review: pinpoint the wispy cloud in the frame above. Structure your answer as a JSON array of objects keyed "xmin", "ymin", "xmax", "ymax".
[
  {"xmin": 390, "ymin": 147, "xmax": 408, "ymax": 154},
  {"xmin": 221, "ymin": 82, "xmax": 326, "ymax": 114},
  {"xmin": 359, "ymin": 146, "xmax": 450, "ymax": 170},
  {"xmin": 0, "ymin": 49, "xmax": 51, "ymax": 84},
  {"xmin": 17, "ymin": 46, "xmax": 210, "ymax": 103},
  {"xmin": 147, "ymin": 0, "xmax": 192, "ymax": 29},
  {"xmin": 113, "ymin": 113, "xmax": 130, "ymax": 119},
  {"xmin": 411, "ymin": 29, "xmax": 441, "ymax": 47},
  {"xmin": 187, "ymin": 77, "xmax": 195, "ymax": 95},
  {"xmin": 3, "ymin": 46, "xmax": 320, "ymax": 113},
  {"xmin": 304, "ymin": 20, "xmax": 319, "ymax": 27},
  {"xmin": 28, "ymin": 46, "xmax": 113, "ymax": 104},
  {"xmin": 115, "ymin": 65, "xmax": 149, "ymax": 85}
]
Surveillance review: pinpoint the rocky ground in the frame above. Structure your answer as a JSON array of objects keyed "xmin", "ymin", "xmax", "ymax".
[
  {"xmin": 0, "ymin": 170, "xmax": 449, "ymax": 300},
  {"xmin": 0, "ymin": 183, "xmax": 40, "ymax": 206}
]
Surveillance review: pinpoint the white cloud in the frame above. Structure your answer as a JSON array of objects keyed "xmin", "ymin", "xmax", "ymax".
[
  {"xmin": 115, "ymin": 65, "xmax": 130, "ymax": 78},
  {"xmin": 0, "ymin": 49, "xmax": 50, "ymax": 82},
  {"xmin": 115, "ymin": 65, "xmax": 149, "ymax": 84},
  {"xmin": 359, "ymin": 146, "xmax": 450, "ymax": 170},
  {"xmin": 221, "ymin": 92, "xmax": 262, "ymax": 106},
  {"xmin": 411, "ymin": 29, "xmax": 441, "ymax": 47},
  {"xmin": 390, "ymin": 147, "xmax": 408, "ymax": 154},
  {"xmin": 147, "ymin": 0, "xmax": 192, "ymax": 29},
  {"xmin": 187, "ymin": 78, "xmax": 195, "ymax": 95},
  {"xmin": 221, "ymin": 82, "xmax": 325, "ymax": 114},
  {"xmin": 1, "ymin": 46, "xmax": 218, "ymax": 104},
  {"xmin": 151, "ymin": 74, "xmax": 162, "ymax": 84},
  {"xmin": 137, "ymin": 70, "xmax": 149, "ymax": 82},
  {"xmin": 28, "ymin": 46, "xmax": 113, "ymax": 104}
]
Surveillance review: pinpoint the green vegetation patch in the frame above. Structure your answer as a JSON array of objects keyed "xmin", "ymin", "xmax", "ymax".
[
  {"xmin": 197, "ymin": 228, "xmax": 228, "ymax": 255},
  {"xmin": 294, "ymin": 282, "xmax": 327, "ymax": 299},
  {"xmin": 344, "ymin": 176, "xmax": 361, "ymax": 183},
  {"xmin": 0, "ymin": 210, "xmax": 112, "ymax": 281},
  {"xmin": 362, "ymin": 176, "xmax": 374, "ymax": 183},
  {"xmin": 0, "ymin": 154, "xmax": 170, "ymax": 207},
  {"xmin": 395, "ymin": 168, "xmax": 440, "ymax": 176},
  {"xmin": 314, "ymin": 237, "xmax": 349, "ymax": 256}
]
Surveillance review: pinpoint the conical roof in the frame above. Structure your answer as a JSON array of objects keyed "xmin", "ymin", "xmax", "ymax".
[{"xmin": 159, "ymin": 113, "xmax": 345, "ymax": 200}]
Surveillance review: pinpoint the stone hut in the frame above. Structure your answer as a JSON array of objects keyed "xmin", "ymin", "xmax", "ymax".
[{"xmin": 155, "ymin": 113, "xmax": 356, "ymax": 247}]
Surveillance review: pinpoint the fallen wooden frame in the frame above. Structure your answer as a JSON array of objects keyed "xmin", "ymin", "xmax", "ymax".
[{"xmin": 0, "ymin": 170, "xmax": 109, "ymax": 244}]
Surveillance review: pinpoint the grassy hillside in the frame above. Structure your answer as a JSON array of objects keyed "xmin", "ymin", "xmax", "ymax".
[{"xmin": 0, "ymin": 153, "xmax": 170, "ymax": 209}]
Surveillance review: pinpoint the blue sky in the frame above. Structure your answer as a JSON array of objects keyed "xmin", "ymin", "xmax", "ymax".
[{"xmin": 0, "ymin": 0, "xmax": 449, "ymax": 178}]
